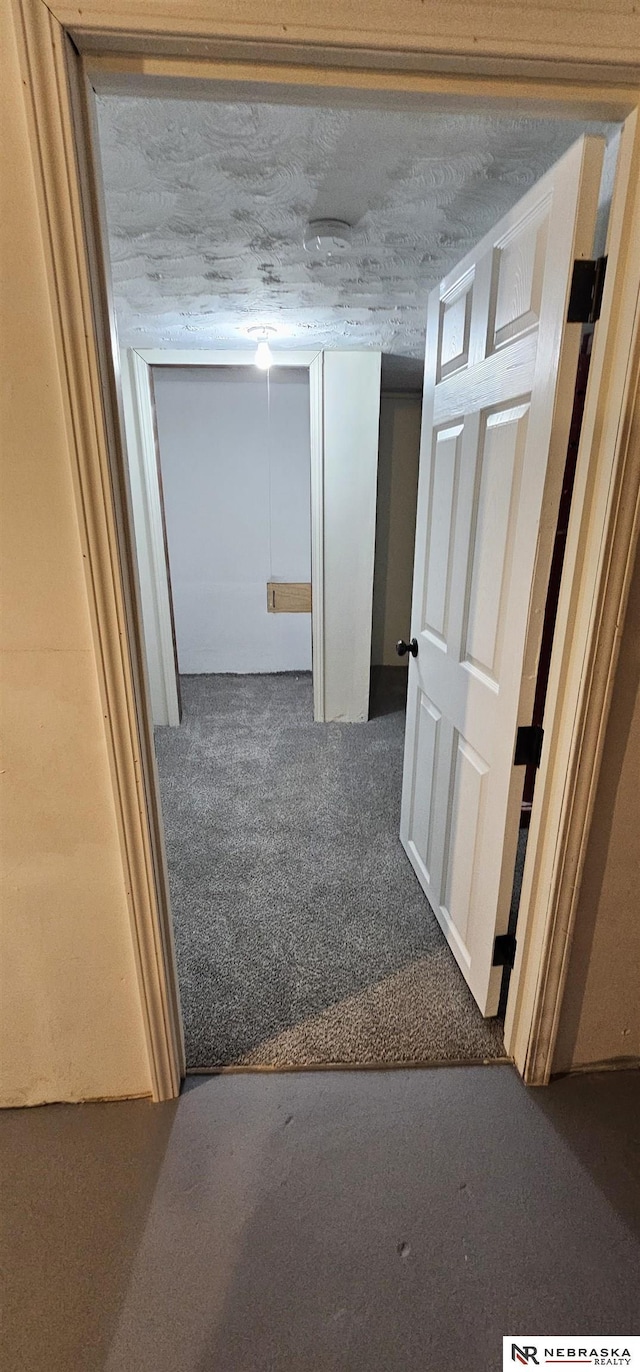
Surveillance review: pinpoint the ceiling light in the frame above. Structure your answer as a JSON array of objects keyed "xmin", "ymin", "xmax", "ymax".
[
  {"xmin": 303, "ymin": 219, "xmax": 353, "ymax": 257},
  {"xmin": 255, "ymin": 338, "xmax": 273, "ymax": 370},
  {"xmin": 248, "ymin": 326, "xmax": 275, "ymax": 370}
]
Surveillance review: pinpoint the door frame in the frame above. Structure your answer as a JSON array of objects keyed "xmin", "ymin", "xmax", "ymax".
[
  {"xmin": 121, "ymin": 347, "xmax": 323, "ymax": 726},
  {"xmin": 11, "ymin": 0, "xmax": 640, "ymax": 1096},
  {"xmin": 122, "ymin": 346, "xmax": 381, "ymax": 727}
]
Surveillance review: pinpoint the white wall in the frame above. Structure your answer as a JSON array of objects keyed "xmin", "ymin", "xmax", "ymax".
[
  {"xmin": 121, "ymin": 349, "xmax": 181, "ymax": 725},
  {"xmin": 152, "ymin": 366, "xmax": 311, "ymax": 674},
  {"xmin": 321, "ymin": 351, "xmax": 382, "ymax": 722},
  {"xmin": 371, "ymin": 394, "xmax": 422, "ymax": 667}
]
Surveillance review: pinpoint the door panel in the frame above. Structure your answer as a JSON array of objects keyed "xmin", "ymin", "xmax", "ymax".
[
  {"xmin": 400, "ymin": 136, "xmax": 605, "ymax": 1016},
  {"xmin": 440, "ymin": 732, "xmax": 488, "ymax": 954},
  {"xmin": 422, "ymin": 423, "xmax": 462, "ymax": 646},
  {"xmin": 490, "ymin": 199, "xmax": 550, "ymax": 349},
  {"xmin": 461, "ymin": 403, "xmax": 529, "ymax": 685},
  {"xmin": 407, "ymin": 692, "xmax": 441, "ymax": 883},
  {"xmin": 438, "ymin": 270, "xmax": 474, "ymax": 379}
]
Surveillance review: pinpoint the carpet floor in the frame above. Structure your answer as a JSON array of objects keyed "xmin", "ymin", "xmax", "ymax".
[{"xmin": 154, "ymin": 671, "xmax": 506, "ymax": 1069}]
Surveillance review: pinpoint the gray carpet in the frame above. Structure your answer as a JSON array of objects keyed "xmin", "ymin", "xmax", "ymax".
[{"xmin": 154, "ymin": 671, "xmax": 506, "ymax": 1068}]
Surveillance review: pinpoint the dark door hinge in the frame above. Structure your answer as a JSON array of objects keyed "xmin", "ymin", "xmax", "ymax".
[
  {"xmin": 514, "ymin": 724, "xmax": 544, "ymax": 769},
  {"xmin": 567, "ymin": 256, "xmax": 607, "ymax": 324},
  {"xmin": 493, "ymin": 933, "xmax": 517, "ymax": 968}
]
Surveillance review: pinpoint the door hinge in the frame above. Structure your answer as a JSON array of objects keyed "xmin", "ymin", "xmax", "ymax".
[
  {"xmin": 493, "ymin": 933, "xmax": 517, "ymax": 968},
  {"xmin": 567, "ymin": 256, "xmax": 607, "ymax": 324},
  {"xmin": 514, "ymin": 724, "xmax": 544, "ymax": 769}
]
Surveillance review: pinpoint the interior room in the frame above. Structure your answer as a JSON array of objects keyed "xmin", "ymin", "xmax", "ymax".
[
  {"xmin": 6, "ymin": 3, "xmax": 640, "ymax": 1365},
  {"xmin": 92, "ymin": 91, "xmax": 618, "ymax": 1072}
]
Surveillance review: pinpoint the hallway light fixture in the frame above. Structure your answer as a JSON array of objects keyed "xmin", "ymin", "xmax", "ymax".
[{"xmin": 248, "ymin": 326, "xmax": 275, "ymax": 370}]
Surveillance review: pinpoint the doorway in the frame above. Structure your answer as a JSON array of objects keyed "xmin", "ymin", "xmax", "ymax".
[
  {"xmin": 18, "ymin": 1, "xmax": 639, "ymax": 1094},
  {"xmin": 122, "ymin": 348, "xmax": 504, "ymax": 1068},
  {"xmin": 151, "ymin": 365, "xmax": 313, "ymax": 680},
  {"xmin": 87, "ymin": 85, "xmax": 623, "ymax": 1072}
]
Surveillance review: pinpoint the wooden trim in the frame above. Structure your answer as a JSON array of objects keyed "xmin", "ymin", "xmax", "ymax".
[
  {"xmin": 11, "ymin": 0, "xmax": 184, "ymax": 1099},
  {"xmin": 310, "ymin": 352, "xmax": 326, "ymax": 722},
  {"xmin": 187, "ymin": 1057, "xmax": 513, "ymax": 1075},
  {"xmin": 49, "ymin": 1, "xmax": 640, "ymax": 83},
  {"xmin": 83, "ymin": 53, "xmax": 640, "ymax": 123},
  {"xmin": 267, "ymin": 583, "xmax": 312, "ymax": 614},
  {"xmin": 136, "ymin": 348, "xmax": 320, "ymax": 368},
  {"xmin": 505, "ymin": 109, "xmax": 640, "ymax": 1083},
  {"xmin": 10, "ymin": 0, "xmax": 640, "ymax": 1093}
]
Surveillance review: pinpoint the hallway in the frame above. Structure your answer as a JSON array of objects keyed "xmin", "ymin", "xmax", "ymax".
[
  {"xmin": 154, "ymin": 671, "xmax": 505, "ymax": 1068},
  {"xmin": 3, "ymin": 1066, "xmax": 639, "ymax": 1371}
]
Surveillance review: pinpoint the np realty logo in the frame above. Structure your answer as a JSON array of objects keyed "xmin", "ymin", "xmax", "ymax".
[{"xmin": 503, "ymin": 1339, "xmax": 640, "ymax": 1369}]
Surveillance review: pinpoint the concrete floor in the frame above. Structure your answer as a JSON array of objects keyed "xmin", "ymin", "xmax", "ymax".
[{"xmin": 2, "ymin": 1065, "xmax": 639, "ymax": 1372}]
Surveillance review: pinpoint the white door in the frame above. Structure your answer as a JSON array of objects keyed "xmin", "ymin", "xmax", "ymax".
[{"xmin": 400, "ymin": 136, "xmax": 605, "ymax": 1016}]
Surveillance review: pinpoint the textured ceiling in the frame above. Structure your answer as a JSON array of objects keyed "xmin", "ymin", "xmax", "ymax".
[{"xmin": 96, "ymin": 97, "xmax": 614, "ymax": 389}]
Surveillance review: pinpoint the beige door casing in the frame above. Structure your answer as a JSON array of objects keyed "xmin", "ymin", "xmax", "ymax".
[
  {"xmin": 10, "ymin": 0, "xmax": 640, "ymax": 1097},
  {"xmin": 122, "ymin": 346, "xmax": 383, "ymax": 729}
]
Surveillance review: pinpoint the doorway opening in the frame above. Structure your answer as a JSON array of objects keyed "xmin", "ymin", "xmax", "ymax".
[{"xmin": 90, "ymin": 85, "xmax": 620, "ymax": 1072}]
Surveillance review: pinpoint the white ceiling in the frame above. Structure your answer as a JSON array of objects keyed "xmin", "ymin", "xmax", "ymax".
[{"xmin": 96, "ymin": 96, "xmax": 614, "ymax": 389}]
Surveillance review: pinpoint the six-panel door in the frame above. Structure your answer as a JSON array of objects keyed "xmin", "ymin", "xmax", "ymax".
[{"xmin": 400, "ymin": 137, "xmax": 605, "ymax": 1015}]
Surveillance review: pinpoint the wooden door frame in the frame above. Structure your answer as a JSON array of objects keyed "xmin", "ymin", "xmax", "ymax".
[
  {"xmin": 121, "ymin": 346, "xmax": 380, "ymax": 728},
  {"xmin": 10, "ymin": 0, "xmax": 640, "ymax": 1096},
  {"xmin": 121, "ymin": 347, "xmax": 323, "ymax": 727}
]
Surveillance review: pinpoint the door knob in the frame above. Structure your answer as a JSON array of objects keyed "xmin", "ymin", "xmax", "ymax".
[{"xmin": 396, "ymin": 637, "xmax": 418, "ymax": 658}]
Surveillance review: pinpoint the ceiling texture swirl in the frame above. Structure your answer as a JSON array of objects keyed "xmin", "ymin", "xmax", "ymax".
[{"xmin": 96, "ymin": 97, "xmax": 615, "ymax": 388}]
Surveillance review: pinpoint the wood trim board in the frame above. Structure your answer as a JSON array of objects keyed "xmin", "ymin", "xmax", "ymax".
[{"xmin": 267, "ymin": 582, "xmax": 312, "ymax": 613}]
